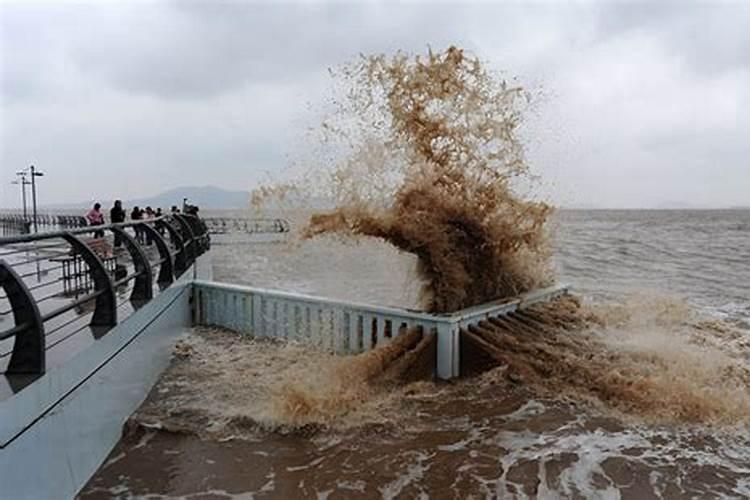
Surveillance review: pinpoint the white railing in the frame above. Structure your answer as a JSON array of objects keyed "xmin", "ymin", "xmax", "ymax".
[{"xmin": 192, "ymin": 280, "xmax": 569, "ymax": 379}]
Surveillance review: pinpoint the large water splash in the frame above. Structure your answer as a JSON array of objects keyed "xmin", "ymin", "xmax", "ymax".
[
  {"xmin": 255, "ymin": 47, "xmax": 553, "ymax": 312},
  {"xmin": 247, "ymin": 48, "xmax": 750, "ymax": 426}
]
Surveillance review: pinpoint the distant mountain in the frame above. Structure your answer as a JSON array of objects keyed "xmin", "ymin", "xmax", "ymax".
[{"xmin": 127, "ymin": 186, "xmax": 249, "ymax": 210}]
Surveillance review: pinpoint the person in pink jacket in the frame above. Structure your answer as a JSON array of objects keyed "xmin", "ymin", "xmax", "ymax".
[{"xmin": 86, "ymin": 202, "xmax": 105, "ymax": 238}]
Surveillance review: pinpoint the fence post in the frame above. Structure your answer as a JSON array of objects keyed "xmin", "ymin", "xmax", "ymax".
[
  {"xmin": 436, "ymin": 321, "xmax": 459, "ymax": 380},
  {"xmin": 139, "ymin": 223, "xmax": 174, "ymax": 288},
  {"xmin": 0, "ymin": 260, "xmax": 45, "ymax": 374},
  {"xmin": 155, "ymin": 219, "xmax": 187, "ymax": 275},
  {"xmin": 61, "ymin": 234, "xmax": 117, "ymax": 327},
  {"xmin": 252, "ymin": 294, "xmax": 263, "ymax": 337},
  {"xmin": 172, "ymin": 214, "xmax": 196, "ymax": 264},
  {"xmin": 110, "ymin": 227, "xmax": 153, "ymax": 303}
]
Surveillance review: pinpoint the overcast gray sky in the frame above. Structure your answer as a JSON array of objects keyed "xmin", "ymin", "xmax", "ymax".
[{"xmin": 1, "ymin": 0, "xmax": 749, "ymax": 209}]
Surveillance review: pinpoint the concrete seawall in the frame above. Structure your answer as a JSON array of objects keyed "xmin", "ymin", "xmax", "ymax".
[{"xmin": 0, "ymin": 255, "xmax": 211, "ymax": 500}]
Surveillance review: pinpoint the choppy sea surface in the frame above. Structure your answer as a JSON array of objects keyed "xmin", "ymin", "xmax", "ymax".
[{"xmin": 81, "ymin": 209, "xmax": 750, "ymax": 499}]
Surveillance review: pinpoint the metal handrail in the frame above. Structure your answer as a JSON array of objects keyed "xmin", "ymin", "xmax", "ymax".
[
  {"xmin": 0, "ymin": 322, "xmax": 32, "ymax": 342},
  {"xmin": 0, "ymin": 212, "xmax": 88, "ymax": 235},
  {"xmin": 42, "ymin": 290, "xmax": 107, "ymax": 323},
  {"xmin": 0, "ymin": 214, "xmax": 210, "ymax": 376},
  {"xmin": 203, "ymin": 217, "xmax": 290, "ymax": 234},
  {"xmin": 193, "ymin": 280, "xmax": 570, "ymax": 380},
  {"xmin": 0, "ymin": 216, "xmax": 168, "ymax": 244}
]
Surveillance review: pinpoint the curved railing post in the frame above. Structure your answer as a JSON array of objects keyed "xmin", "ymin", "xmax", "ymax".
[
  {"xmin": 138, "ymin": 223, "xmax": 173, "ymax": 288},
  {"xmin": 0, "ymin": 260, "xmax": 45, "ymax": 374},
  {"xmin": 155, "ymin": 219, "xmax": 187, "ymax": 276},
  {"xmin": 61, "ymin": 234, "xmax": 117, "ymax": 327},
  {"xmin": 172, "ymin": 214, "xmax": 196, "ymax": 264},
  {"xmin": 110, "ymin": 227, "xmax": 153, "ymax": 303},
  {"xmin": 182, "ymin": 214, "xmax": 210, "ymax": 253}
]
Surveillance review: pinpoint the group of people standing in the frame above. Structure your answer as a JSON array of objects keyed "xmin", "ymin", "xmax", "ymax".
[{"xmin": 85, "ymin": 200, "xmax": 178, "ymax": 246}]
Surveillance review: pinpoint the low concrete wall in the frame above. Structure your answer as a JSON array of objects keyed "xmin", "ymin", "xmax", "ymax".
[{"xmin": 0, "ymin": 255, "xmax": 210, "ymax": 500}]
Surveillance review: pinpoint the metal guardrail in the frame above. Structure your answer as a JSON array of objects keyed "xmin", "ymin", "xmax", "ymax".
[
  {"xmin": 0, "ymin": 214, "xmax": 210, "ymax": 377},
  {"xmin": 0, "ymin": 213, "xmax": 88, "ymax": 236},
  {"xmin": 193, "ymin": 280, "xmax": 569, "ymax": 379},
  {"xmin": 203, "ymin": 217, "xmax": 289, "ymax": 235}
]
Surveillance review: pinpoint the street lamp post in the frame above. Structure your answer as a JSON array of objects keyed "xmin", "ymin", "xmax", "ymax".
[
  {"xmin": 12, "ymin": 172, "xmax": 30, "ymax": 219},
  {"xmin": 29, "ymin": 165, "xmax": 44, "ymax": 233}
]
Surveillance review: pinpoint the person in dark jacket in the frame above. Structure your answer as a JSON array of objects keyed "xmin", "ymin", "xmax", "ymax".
[
  {"xmin": 155, "ymin": 207, "xmax": 165, "ymax": 236},
  {"xmin": 131, "ymin": 206, "xmax": 144, "ymax": 244},
  {"xmin": 144, "ymin": 206, "xmax": 155, "ymax": 245},
  {"xmin": 110, "ymin": 200, "xmax": 126, "ymax": 247}
]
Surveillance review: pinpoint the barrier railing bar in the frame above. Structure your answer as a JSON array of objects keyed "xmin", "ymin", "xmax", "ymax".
[
  {"xmin": 43, "ymin": 313, "xmax": 91, "ymax": 339},
  {"xmin": 10, "ymin": 251, "xmax": 72, "ymax": 267},
  {"xmin": 26, "ymin": 277, "xmax": 65, "ymax": 293},
  {"xmin": 117, "ymin": 296, "xmax": 134, "ymax": 309},
  {"xmin": 0, "ymin": 243, "xmax": 70, "ymax": 258},
  {"xmin": 29, "ymin": 291, "xmax": 72, "ymax": 306},
  {"xmin": 204, "ymin": 217, "xmax": 290, "ymax": 234},
  {"xmin": 193, "ymin": 280, "xmax": 447, "ymax": 322},
  {"xmin": 1, "ymin": 214, "xmax": 209, "ymax": 376},
  {"xmin": 0, "ymin": 322, "xmax": 31, "ymax": 342},
  {"xmin": 0, "ymin": 216, "xmax": 171, "ymax": 245},
  {"xmin": 44, "ymin": 322, "xmax": 93, "ymax": 352},
  {"xmin": 17, "ymin": 265, "xmax": 65, "ymax": 279},
  {"xmin": 113, "ymin": 272, "xmax": 143, "ymax": 288},
  {"xmin": 41, "ymin": 291, "xmax": 102, "ymax": 323},
  {"xmin": 0, "ymin": 277, "xmax": 65, "ymax": 300},
  {"xmin": 192, "ymin": 280, "xmax": 570, "ymax": 380}
]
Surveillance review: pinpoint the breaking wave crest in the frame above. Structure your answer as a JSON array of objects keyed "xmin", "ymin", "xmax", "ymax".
[{"xmin": 254, "ymin": 46, "xmax": 553, "ymax": 312}]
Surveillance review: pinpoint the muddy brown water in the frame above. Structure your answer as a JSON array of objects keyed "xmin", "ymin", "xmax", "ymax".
[
  {"xmin": 80, "ymin": 377, "xmax": 750, "ymax": 499},
  {"xmin": 80, "ymin": 209, "xmax": 750, "ymax": 499}
]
